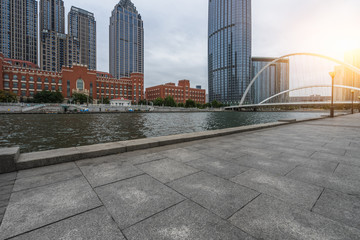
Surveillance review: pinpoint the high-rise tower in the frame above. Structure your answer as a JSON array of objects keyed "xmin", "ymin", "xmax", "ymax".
[
  {"xmin": 0, "ymin": 0, "xmax": 38, "ymax": 65},
  {"xmin": 109, "ymin": 0, "xmax": 144, "ymax": 78},
  {"xmin": 208, "ymin": 0, "xmax": 252, "ymax": 104},
  {"xmin": 39, "ymin": 0, "xmax": 68, "ymax": 72},
  {"xmin": 68, "ymin": 6, "xmax": 96, "ymax": 70}
]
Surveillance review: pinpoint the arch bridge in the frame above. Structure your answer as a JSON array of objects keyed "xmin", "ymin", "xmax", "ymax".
[{"xmin": 225, "ymin": 53, "xmax": 360, "ymax": 110}]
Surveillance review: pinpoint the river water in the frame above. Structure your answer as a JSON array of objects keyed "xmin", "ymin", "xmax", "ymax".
[{"xmin": 0, "ymin": 111, "xmax": 324, "ymax": 153}]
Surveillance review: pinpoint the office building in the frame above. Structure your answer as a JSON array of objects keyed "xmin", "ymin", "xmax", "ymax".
[
  {"xmin": 40, "ymin": 0, "xmax": 68, "ymax": 72},
  {"xmin": 0, "ymin": 0, "xmax": 38, "ymax": 65},
  {"xmin": 208, "ymin": 0, "xmax": 251, "ymax": 104},
  {"xmin": 109, "ymin": 0, "xmax": 144, "ymax": 78},
  {"xmin": 146, "ymin": 80, "xmax": 206, "ymax": 104},
  {"xmin": 251, "ymin": 57, "xmax": 289, "ymax": 104},
  {"xmin": 68, "ymin": 6, "xmax": 96, "ymax": 70}
]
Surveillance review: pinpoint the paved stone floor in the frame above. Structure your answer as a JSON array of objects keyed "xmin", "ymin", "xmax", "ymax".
[{"xmin": 1, "ymin": 114, "xmax": 360, "ymax": 239}]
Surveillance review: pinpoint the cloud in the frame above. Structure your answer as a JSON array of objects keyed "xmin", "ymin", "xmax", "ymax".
[{"xmin": 61, "ymin": 0, "xmax": 360, "ymax": 91}]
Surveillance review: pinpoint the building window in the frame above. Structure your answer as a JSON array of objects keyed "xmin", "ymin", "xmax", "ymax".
[
  {"xmin": 30, "ymin": 77, "xmax": 34, "ymax": 82},
  {"xmin": 29, "ymin": 84, "xmax": 34, "ymax": 89},
  {"xmin": 52, "ymin": 86, "xmax": 56, "ymax": 91},
  {"xmin": 37, "ymin": 85, "xmax": 42, "ymax": 90},
  {"xmin": 21, "ymin": 76, "xmax": 26, "ymax": 81},
  {"xmin": 45, "ymin": 78, "xmax": 48, "ymax": 83},
  {"xmin": 21, "ymin": 91, "xmax": 26, "ymax": 96},
  {"xmin": 4, "ymin": 74, "xmax": 9, "ymax": 79},
  {"xmin": 58, "ymin": 79, "xmax": 62, "ymax": 84},
  {"xmin": 90, "ymin": 83, "xmax": 93, "ymax": 95},
  {"xmin": 67, "ymin": 80, "xmax": 71, "ymax": 97},
  {"xmin": 13, "ymin": 75, "xmax": 18, "ymax": 80},
  {"xmin": 21, "ymin": 83, "xmax": 26, "ymax": 89},
  {"xmin": 4, "ymin": 82, "xmax": 9, "ymax": 88},
  {"xmin": 52, "ymin": 79, "xmax": 56, "ymax": 83},
  {"xmin": 59, "ymin": 86, "xmax": 62, "ymax": 91},
  {"xmin": 77, "ymin": 79, "xmax": 84, "ymax": 90}
]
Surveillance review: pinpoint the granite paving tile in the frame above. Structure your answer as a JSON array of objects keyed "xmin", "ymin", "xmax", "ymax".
[
  {"xmin": 312, "ymin": 151, "xmax": 360, "ymax": 167},
  {"xmin": 287, "ymin": 166, "xmax": 360, "ymax": 195},
  {"xmin": 312, "ymin": 189, "xmax": 360, "ymax": 230},
  {"xmin": 95, "ymin": 174, "xmax": 185, "ymax": 230},
  {"xmin": 334, "ymin": 163, "xmax": 360, "ymax": 181},
  {"xmin": 16, "ymin": 162, "xmax": 77, "ymax": 179},
  {"xmin": 0, "ymin": 172, "xmax": 16, "ymax": 182},
  {"xmin": 168, "ymin": 171, "xmax": 259, "ymax": 219},
  {"xmin": 137, "ymin": 158, "xmax": 199, "ymax": 183},
  {"xmin": 275, "ymin": 153, "xmax": 338, "ymax": 173},
  {"xmin": 231, "ymin": 169, "xmax": 323, "ymax": 210},
  {"xmin": 125, "ymin": 152, "xmax": 167, "ymax": 165},
  {"xmin": 186, "ymin": 157, "xmax": 249, "ymax": 179},
  {"xmin": 11, "ymin": 207, "xmax": 126, "ymax": 240},
  {"xmin": 77, "ymin": 158, "xmax": 144, "ymax": 187},
  {"xmin": 124, "ymin": 200, "xmax": 255, "ymax": 240},
  {"xmin": 229, "ymin": 154, "xmax": 297, "ymax": 176},
  {"xmin": 160, "ymin": 148, "xmax": 206, "ymax": 163},
  {"xmin": 0, "ymin": 180, "xmax": 14, "ymax": 188},
  {"xmin": 13, "ymin": 167, "xmax": 83, "ymax": 192},
  {"xmin": 0, "ymin": 177, "xmax": 102, "ymax": 240},
  {"xmin": 229, "ymin": 194, "xmax": 360, "ymax": 240},
  {"xmin": 197, "ymin": 148, "xmax": 247, "ymax": 161},
  {"xmin": 0, "ymin": 185, "xmax": 13, "ymax": 196}
]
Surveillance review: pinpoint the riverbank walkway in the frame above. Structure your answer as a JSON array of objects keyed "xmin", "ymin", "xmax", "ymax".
[{"xmin": 1, "ymin": 114, "xmax": 360, "ymax": 239}]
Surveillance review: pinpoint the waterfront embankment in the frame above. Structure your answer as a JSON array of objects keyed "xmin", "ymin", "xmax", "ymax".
[{"xmin": 0, "ymin": 113, "xmax": 359, "ymax": 239}]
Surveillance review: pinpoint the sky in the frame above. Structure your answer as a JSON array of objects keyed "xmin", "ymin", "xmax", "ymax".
[{"xmin": 62, "ymin": 0, "xmax": 360, "ymax": 90}]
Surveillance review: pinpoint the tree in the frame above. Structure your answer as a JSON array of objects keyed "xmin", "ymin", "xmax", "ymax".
[
  {"xmin": 164, "ymin": 96, "xmax": 177, "ymax": 107},
  {"xmin": 138, "ymin": 99, "xmax": 147, "ymax": 105},
  {"xmin": 202, "ymin": 103, "xmax": 210, "ymax": 109},
  {"xmin": 196, "ymin": 103, "xmax": 203, "ymax": 109},
  {"xmin": 177, "ymin": 102, "xmax": 185, "ymax": 108},
  {"xmin": 153, "ymin": 97, "xmax": 164, "ymax": 106},
  {"xmin": 0, "ymin": 90, "xmax": 17, "ymax": 103},
  {"xmin": 72, "ymin": 93, "xmax": 92, "ymax": 104},
  {"xmin": 185, "ymin": 99, "xmax": 196, "ymax": 108},
  {"xmin": 211, "ymin": 100, "xmax": 224, "ymax": 108},
  {"xmin": 34, "ymin": 90, "xmax": 64, "ymax": 103},
  {"xmin": 100, "ymin": 97, "xmax": 110, "ymax": 104}
]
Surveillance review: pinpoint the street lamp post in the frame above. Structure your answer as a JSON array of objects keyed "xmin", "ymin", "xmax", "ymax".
[
  {"xmin": 329, "ymin": 72, "xmax": 336, "ymax": 118},
  {"xmin": 351, "ymin": 90, "xmax": 355, "ymax": 114}
]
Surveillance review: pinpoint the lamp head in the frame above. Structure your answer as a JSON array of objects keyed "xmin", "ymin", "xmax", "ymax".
[{"xmin": 329, "ymin": 72, "xmax": 336, "ymax": 78}]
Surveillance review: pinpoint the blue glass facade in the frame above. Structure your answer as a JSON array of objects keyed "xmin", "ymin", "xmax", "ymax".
[
  {"xmin": 208, "ymin": 0, "xmax": 251, "ymax": 104},
  {"xmin": 0, "ymin": 0, "xmax": 38, "ymax": 65},
  {"xmin": 109, "ymin": 0, "xmax": 144, "ymax": 79},
  {"xmin": 251, "ymin": 57, "xmax": 289, "ymax": 104}
]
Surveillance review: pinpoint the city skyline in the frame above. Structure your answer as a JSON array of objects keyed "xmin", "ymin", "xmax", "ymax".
[
  {"xmin": 60, "ymin": 0, "xmax": 360, "ymax": 91},
  {"xmin": 1, "ymin": 0, "xmax": 360, "ymax": 91}
]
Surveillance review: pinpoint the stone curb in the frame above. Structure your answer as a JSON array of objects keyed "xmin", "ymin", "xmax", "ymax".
[{"xmin": 1, "ymin": 116, "xmax": 327, "ymax": 172}]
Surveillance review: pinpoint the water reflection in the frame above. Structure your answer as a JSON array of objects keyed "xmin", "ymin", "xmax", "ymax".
[{"xmin": 0, "ymin": 112, "xmax": 323, "ymax": 153}]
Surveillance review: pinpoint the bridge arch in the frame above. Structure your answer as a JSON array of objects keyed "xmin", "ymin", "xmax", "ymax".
[
  {"xmin": 240, "ymin": 53, "xmax": 360, "ymax": 106},
  {"xmin": 259, "ymin": 85, "xmax": 360, "ymax": 104}
]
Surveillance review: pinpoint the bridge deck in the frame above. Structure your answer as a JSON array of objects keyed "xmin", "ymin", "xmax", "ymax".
[{"xmin": 1, "ymin": 114, "xmax": 360, "ymax": 239}]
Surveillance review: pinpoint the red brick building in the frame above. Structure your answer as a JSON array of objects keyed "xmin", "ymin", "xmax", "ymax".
[
  {"xmin": 0, "ymin": 54, "xmax": 144, "ymax": 103},
  {"xmin": 146, "ymin": 80, "xmax": 206, "ymax": 104}
]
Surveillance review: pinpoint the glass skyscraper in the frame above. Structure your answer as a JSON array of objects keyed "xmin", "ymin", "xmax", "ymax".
[
  {"xmin": 109, "ymin": 0, "xmax": 144, "ymax": 79},
  {"xmin": 0, "ymin": 0, "xmax": 38, "ymax": 65},
  {"xmin": 208, "ymin": 0, "xmax": 251, "ymax": 104}
]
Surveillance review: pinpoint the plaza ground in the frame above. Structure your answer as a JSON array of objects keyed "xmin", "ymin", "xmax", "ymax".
[{"xmin": 0, "ymin": 114, "xmax": 360, "ymax": 239}]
